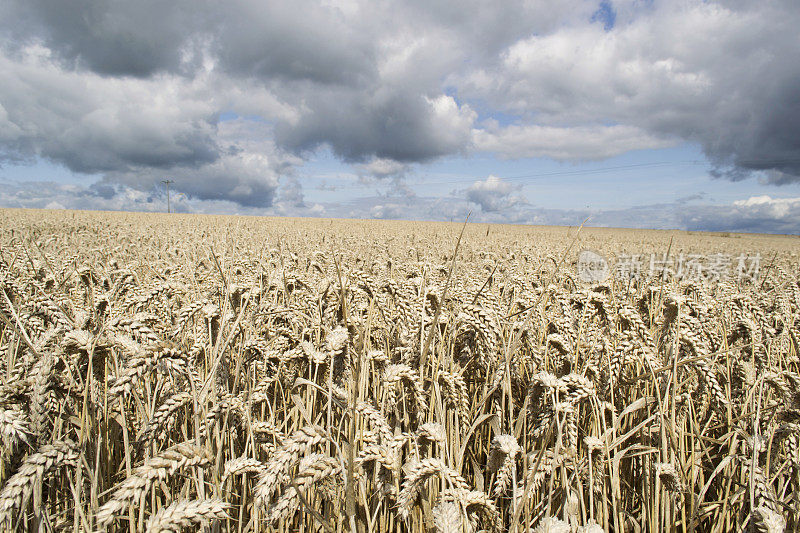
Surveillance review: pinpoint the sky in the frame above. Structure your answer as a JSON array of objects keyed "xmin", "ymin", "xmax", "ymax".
[{"xmin": 1, "ymin": 0, "xmax": 800, "ymax": 234}]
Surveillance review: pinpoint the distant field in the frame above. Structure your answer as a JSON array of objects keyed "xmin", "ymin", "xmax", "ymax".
[{"xmin": 0, "ymin": 208, "xmax": 798, "ymax": 532}]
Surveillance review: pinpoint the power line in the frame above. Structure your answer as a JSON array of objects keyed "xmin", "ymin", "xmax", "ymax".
[
  {"xmin": 308, "ymin": 159, "xmax": 707, "ymax": 190},
  {"xmin": 302, "ymin": 156, "xmax": 800, "ymax": 191},
  {"xmin": 431, "ymin": 160, "xmax": 706, "ymax": 186}
]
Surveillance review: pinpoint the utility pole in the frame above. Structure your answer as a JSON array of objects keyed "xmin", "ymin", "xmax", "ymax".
[{"xmin": 161, "ymin": 180, "xmax": 174, "ymax": 213}]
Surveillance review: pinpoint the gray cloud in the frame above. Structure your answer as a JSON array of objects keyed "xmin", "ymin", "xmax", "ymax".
[
  {"xmin": 1, "ymin": 0, "xmax": 799, "ymax": 216},
  {"xmin": 0, "ymin": 180, "xmax": 157, "ymax": 212},
  {"xmin": 460, "ymin": 0, "xmax": 800, "ymax": 182},
  {"xmin": 0, "ymin": 46, "xmax": 296, "ymax": 207},
  {"xmin": 332, "ymin": 194, "xmax": 800, "ymax": 234},
  {"xmin": 0, "ymin": 178, "xmax": 325, "ymax": 217},
  {"xmin": 0, "ymin": 0, "xmax": 606, "ymax": 172},
  {"xmin": 1, "ymin": 1, "xmax": 198, "ymax": 77},
  {"xmin": 276, "ymin": 91, "xmax": 474, "ymax": 163},
  {"xmin": 680, "ymin": 195, "xmax": 800, "ymax": 234},
  {"xmin": 675, "ymin": 192, "xmax": 707, "ymax": 203},
  {"xmin": 0, "ymin": 45, "xmax": 219, "ymax": 173},
  {"xmin": 0, "ymin": 0, "xmax": 482, "ymax": 200},
  {"xmin": 214, "ymin": 1, "xmax": 376, "ymax": 85},
  {"xmin": 4, "ymin": 177, "xmax": 798, "ymax": 234},
  {"xmin": 92, "ymin": 119, "xmax": 298, "ymax": 208},
  {"xmin": 277, "ymin": 176, "xmax": 306, "ymax": 208},
  {"xmin": 356, "ymin": 158, "xmax": 409, "ymax": 181},
  {"xmin": 404, "ymin": 0, "xmax": 596, "ymax": 65},
  {"xmin": 354, "ymin": 157, "xmax": 417, "ymax": 197},
  {"xmin": 103, "ymin": 151, "xmax": 282, "ymax": 208}
]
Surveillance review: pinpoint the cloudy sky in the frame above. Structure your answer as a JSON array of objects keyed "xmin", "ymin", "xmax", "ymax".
[{"xmin": 1, "ymin": 0, "xmax": 799, "ymax": 234}]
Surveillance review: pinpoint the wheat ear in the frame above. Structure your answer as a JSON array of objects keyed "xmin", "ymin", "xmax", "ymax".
[
  {"xmin": 96, "ymin": 443, "xmax": 211, "ymax": 526},
  {"xmin": 254, "ymin": 425, "xmax": 328, "ymax": 505},
  {"xmin": 0, "ymin": 440, "xmax": 79, "ymax": 527},
  {"xmin": 397, "ymin": 458, "xmax": 469, "ymax": 520},
  {"xmin": 145, "ymin": 498, "xmax": 230, "ymax": 532}
]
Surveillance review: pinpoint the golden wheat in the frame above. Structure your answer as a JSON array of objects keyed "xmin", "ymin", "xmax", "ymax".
[{"xmin": 0, "ymin": 208, "xmax": 797, "ymax": 531}]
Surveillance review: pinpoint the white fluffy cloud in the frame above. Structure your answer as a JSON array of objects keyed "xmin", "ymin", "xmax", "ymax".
[
  {"xmin": 733, "ymin": 195, "xmax": 800, "ymax": 211},
  {"xmin": 465, "ymin": 176, "xmax": 527, "ymax": 212},
  {"xmin": 720, "ymin": 195, "xmax": 800, "ymax": 230},
  {"xmin": 357, "ymin": 158, "xmax": 409, "ymax": 182}
]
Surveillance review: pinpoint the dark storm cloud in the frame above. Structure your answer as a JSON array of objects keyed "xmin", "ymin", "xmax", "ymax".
[
  {"xmin": 0, "ymin": 43, "xmax": 292, "ymax": 207},
  {"xmin": 276, "ymin": 90, "xmax": 473, "ymax": 163},
  {"xmin": 85, "ymin": 182, "xmax": 118, "ymax": 200},
  {"xmin": 707, "ymin": 75, "xmax": 800, "ymax": 183},
  {"xmin": 3, "ymin": 0, "xmax": 376, "ymax": 83},
  {"xmin": 2, "ymin": 0, "xmax": 200, "ymax": 77}
]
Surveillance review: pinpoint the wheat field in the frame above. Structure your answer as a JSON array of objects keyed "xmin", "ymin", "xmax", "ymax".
[{"xmin": 0, "ymin": 208, "xmax": 798, "ymax": 532}]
